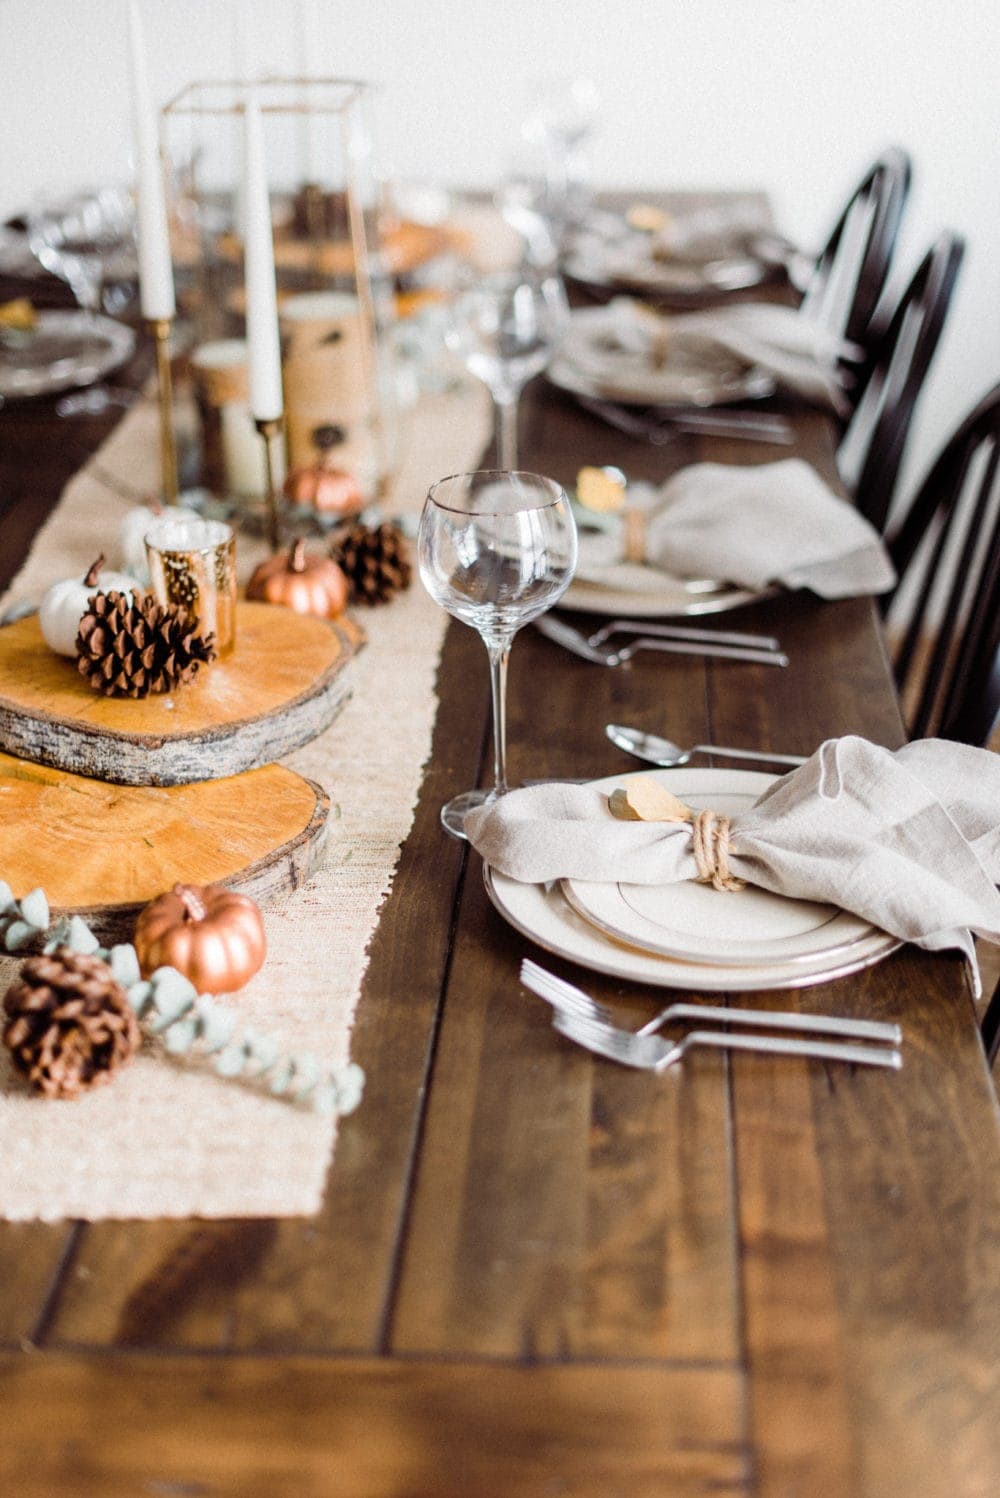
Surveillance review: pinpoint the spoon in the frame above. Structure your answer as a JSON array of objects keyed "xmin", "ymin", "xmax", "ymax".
[{"xmin": 606, "ymin": 722, "xmax": 808, "ymax": 769}]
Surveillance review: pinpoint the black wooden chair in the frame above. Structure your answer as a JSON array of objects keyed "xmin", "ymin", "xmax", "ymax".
[
  {"xmin": 883, "ymin": 381, "xmax": 1000, "ymax": 744},
  {"xmin": 800, "ymin": 148, "xmax": 912, "ymax": 350},
  {"xmin": 981, "ymin": 982, "xmax": 1000, "ymax": 1068},
  {"xmin": 837, "ymin": 232, "xmax": 965, "ymax": 534}
]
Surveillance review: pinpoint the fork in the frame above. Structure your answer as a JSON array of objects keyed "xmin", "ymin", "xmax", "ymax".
[
  {"xmin": 520, "ymin": 959, "xmax": 902, "ymax": 1045},
  {"xmin": 587, "ymin": 618, "xmax": 783, "ymax": 654},
  {"xmin": 552, "ymin": 1008, "xmax": 903, "ymax": 1072},
  {"xmin": 533, "ymin": 614, "xmax": 788, "ymax": 669}
]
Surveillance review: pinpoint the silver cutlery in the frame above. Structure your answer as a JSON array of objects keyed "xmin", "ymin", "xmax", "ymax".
[
  {"xmin": 520, "ymin": 959, "xmax": 902, "ymax": 1045},
  {"xmin": 534, "ymin": 613, "xmax": 788, "ymax": 668},
  {"xmin": 589, "ymin": 618, "xmax": 782, "ymax": 654},
  {"xmin": 553, "ymin": 1008, "xmax": 903, "ymax": 1072},
  {"xmin": 606, "ymin": 722, "xmax": 806, "ymax": 768},
  {"xmin": 575, "ymin": 393, "xmax": 795, "ymax": 446}
]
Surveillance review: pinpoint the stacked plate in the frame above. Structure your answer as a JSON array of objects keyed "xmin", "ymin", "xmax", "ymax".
[{"xmin": 484, "ymin": 769, "xmax": 900, "ymax": 991}]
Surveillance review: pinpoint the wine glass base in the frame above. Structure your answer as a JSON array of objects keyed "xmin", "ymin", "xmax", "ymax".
[{"xmin": 439, "ymin": 788, "xmax": 498, "ymax": 841}]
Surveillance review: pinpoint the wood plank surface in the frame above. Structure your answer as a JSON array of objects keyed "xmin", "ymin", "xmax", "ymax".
[{"xmin": 0, "ymin": 1352, "xmax": 749, "ymax": 1498}]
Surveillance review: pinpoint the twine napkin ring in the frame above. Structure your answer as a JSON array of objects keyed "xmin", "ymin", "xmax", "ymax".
[{"xmin": 608, "ymin": 777, "xmax": 746, "ymax": 893}]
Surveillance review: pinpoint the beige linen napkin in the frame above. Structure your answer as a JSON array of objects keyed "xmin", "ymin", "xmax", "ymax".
[
  {"xmin": 575, "ymin": 459, "xmax": 895, "ymax": 600},
  {"xmin": 557, "ymin": 298, "xmax": 854, "ymax": 412},
  {"xmin": 466, "ymin": 736, "xmax": 1000, "ymax": 994}
]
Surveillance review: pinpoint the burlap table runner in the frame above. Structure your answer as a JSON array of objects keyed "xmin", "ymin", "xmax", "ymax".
[{"xmin": 0, "ymin": 377, "xmax": 492, "ymax": 1220}]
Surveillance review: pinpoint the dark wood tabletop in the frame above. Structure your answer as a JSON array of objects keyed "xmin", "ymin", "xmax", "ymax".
[{"xmin": 1, "ymin": 205, "xmax": 999, "ymax": 1498}]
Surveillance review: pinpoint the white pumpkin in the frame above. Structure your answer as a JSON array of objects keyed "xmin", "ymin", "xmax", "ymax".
[
  {"xmin": 119, "ymin": 503, "xmax": 200, "ymax": 582},
  {"xmin": 39, "ymin": 555, "xmax": 141, "ymax": 657}
]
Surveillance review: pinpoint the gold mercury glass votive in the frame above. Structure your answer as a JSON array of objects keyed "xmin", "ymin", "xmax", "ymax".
[{"xmin": 145, "ymin": 518, "xmax": 237, "ymax": 658}]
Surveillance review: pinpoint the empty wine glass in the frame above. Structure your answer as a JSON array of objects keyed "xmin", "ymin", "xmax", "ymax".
[
  {"xmin": 418, "ymin": 470, "xmax": 578, "ymax": 838},
  {"xmin": 28, "ymin": 187, "xmax": 137, "ymax": 318},
  {"xmin": 447, "ymin": 269, "xmax": 568, "ymax": 469}
]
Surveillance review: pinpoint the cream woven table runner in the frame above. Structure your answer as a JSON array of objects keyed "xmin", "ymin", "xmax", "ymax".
[{"xmin": 0, "ymin": 378, "xmax": 492, "ymax": 1220}]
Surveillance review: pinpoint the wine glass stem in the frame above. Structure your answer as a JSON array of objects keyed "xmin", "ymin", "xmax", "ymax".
[
  {"xmin": 495, "ymin": 392, "xmax": 519, "ymax": 470},
  {"xmin": 487, "ymin": 642, "xmax": 512, "ymax": 797}
]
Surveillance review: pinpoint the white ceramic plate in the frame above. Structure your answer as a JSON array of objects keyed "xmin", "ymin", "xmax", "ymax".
[
  {"xmin": 0, "ymin": 311, "xmax": 135, "ymax": 399},
  {"xmin": 483, "ymin": 769, "xmax": 900, "ymax": 992},
  {"xmin": 562, "ymin": 787, "xmax": 877, "ymax": 966},
  {"xmin": 564, "ymin": 247, "xmax": 770, "ymax": 301},
  {"xmin": 548, "ymin": 304, "xmax": 776, "ymax": 409},
  {"xmin": 559, "ymin": 574, "xmax": 768, "ymax": 618}
]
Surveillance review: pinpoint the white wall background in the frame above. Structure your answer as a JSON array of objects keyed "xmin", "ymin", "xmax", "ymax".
[{"xmin": 4, "ymin": 0, "xmax": 999, "ymax": 501}]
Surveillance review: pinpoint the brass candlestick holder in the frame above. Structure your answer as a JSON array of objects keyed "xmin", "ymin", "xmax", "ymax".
[
  {"xmin": 255, "ymin": 416, "xmax": 284, "ymax": 552},
  {"xmin": 147, "ymin": 317, "xmax": 179, "ymax": 503}
]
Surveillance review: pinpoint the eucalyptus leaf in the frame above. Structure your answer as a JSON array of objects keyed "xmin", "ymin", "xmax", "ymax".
[
  {"xmin": 246, "ymin": 1035, "xmax": 280, "ymax": 1074},
  {"xmin": 215, "ymin": 1042, "xmax": 248, "ymax": 1078},
  {"xmin": 18, "ymin": 888, "xmax": 49, "ymax": 930},
  {"xmin": 42, "ymin": 917, "xmax": 73, "ymax": 953},
  {"xmin": 126, "ymin": 980, "xmax": 154, "ymax": 1016},
  {"xmin": 147, "ymin": 990, "xmax": 193, "ymax": 1030},
  {"xmin": 150, "ymin": 968, "xmax": 198, "ymax": 1010},
  {"xmin": 164, "ymin": 1017, "xmax": 199, "ymax": 1054},
  {"xmin": 334, "ymin": 1063, "xmax": 366, "ymax": 1115},
  {"xmin": 0, "ymin": 881, "xmax": 13, "ymax": 912},
  {"xmin": 4, "ymin": 920, "xmax": 36, "ymax": 952},
  {"xmin": 269, "ymin": 1058, "xmax": 296, "ymax": 1096},
  {"xmin": 311, "ymin": 1082, "xmax": 339, "ymax": 1117},
  {"xmin": 292, "ymin": 1053, "xmax": 321, "ymax": 1101},
  {"xmin": 65, "ymin": 915, "xmax": 100, "ymax": 954},
  {"xmin": 109, "ymin": 944, "xmax": 142, "ymax": 986},
  {"xmin": 194, "ymin": 999, "xmax": 237, "ymax": 1054}
]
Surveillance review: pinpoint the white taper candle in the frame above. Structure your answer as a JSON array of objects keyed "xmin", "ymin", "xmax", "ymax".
[
  {"xmin": 242, "ymin": 94, "xmax": 284, "ymax": 422},
  {"xmin": 127, "ymin": 0, "xmax": 175, "ymax": 320}
]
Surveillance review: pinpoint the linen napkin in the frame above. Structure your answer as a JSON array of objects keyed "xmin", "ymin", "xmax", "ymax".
[
  {"xmin": 465, "ymin": 736, "xmax": 1000, "ymax": 994},
  {"xmin": 575, "ymin": 458, "xmax": 896, "ymax": 600},
  {"xmin": 622, "ymin": 202, "xmax": 770, "ymax": 264},
  {"xmin": 558, "ymin": 298, "xmax": 854, "ymax": 413}
]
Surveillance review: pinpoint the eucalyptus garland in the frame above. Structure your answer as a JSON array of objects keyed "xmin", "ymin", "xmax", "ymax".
[{"xmin": 0, "ymin": 881, "xmax": 364, "ymax": 1117}]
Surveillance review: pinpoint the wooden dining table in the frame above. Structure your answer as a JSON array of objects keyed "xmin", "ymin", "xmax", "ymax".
[{"xmin": 1, "ymin": 192, "xmax": 998, "ymax": 1498}]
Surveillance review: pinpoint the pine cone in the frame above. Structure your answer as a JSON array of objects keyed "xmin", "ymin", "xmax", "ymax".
[
  {"xmin": 3, "ymin": 947, "xmax": 141, "ymax": 1098},
  {"xmin": 330, "ymin": 521, "xmax": 412, "ymax": 606},
  {"xmin": 76, "ymin": 590, "xmax": 217, "ymax": 698}
]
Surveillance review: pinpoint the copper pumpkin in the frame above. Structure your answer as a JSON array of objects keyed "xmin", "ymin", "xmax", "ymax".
[
  {"xmin": 133, "ymin": 883, "xmax": 267, "ymax": 995},
  {"xmin": 283, "ymin": 460, "xmax": 363, "ymax": 516},
  {"xmin": 246, "ymin": 538, "xmax": 349, "ymax": 619}
]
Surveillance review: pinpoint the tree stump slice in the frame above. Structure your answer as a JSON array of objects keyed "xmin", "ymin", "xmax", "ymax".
[
  {"xmin": 0, "ymin": 752, "xmax": 330, "ymax": 943},
  {"xmin": 0, "ymin": 603, "xmax": 365, "ymax": 786}
]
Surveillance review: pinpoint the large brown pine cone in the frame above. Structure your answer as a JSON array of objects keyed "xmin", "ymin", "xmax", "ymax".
[
  {"xmin": 3, "ymin": 947, "xmax": 142, "ymax": 1099},
  {"xmin": 330, "ymin": 521, "xmax": 412, "ymax": 606},
  {"xmin": 76, "ymin": 590, "xmax": 217, "ymax": 698}
]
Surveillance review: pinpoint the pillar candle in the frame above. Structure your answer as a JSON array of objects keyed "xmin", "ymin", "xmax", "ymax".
[
  {"xmin": 127, "ymin": 0, "xmax": 175, "ymax": 320},
  {"xmin": 242, "ymin": 94, "xmax": 284, "ymax": 422}
]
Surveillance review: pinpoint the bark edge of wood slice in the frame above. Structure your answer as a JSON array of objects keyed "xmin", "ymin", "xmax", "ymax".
[
  {"xmin": 0, "ymin": 603, "xmax": 365, "ymax": 786},
  {"xmin": 0, "ymin": 753, "xmax": 330, "ymax": 943}
]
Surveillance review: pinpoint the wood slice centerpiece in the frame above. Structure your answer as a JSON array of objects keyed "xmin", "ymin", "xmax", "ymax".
[
  {"xmin": 0, "ymin": 751, "xmax": 330, "ymax": 942},
  {"xmin": 0, "ymin": 602, "xmax": 364, "ymax": 786}
]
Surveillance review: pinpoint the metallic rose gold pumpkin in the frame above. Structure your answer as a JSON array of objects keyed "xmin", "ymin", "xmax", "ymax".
[
  {"xmin": 246, "ymin": 538, "xmax": 348, "ymax": 619},
  {"xmin": 283, "ymin": 461, "xmax": 363, "ymax": 516},
  {"xmin": 133, "ymin": 883, "xmax": 267, "ymax": 995}
]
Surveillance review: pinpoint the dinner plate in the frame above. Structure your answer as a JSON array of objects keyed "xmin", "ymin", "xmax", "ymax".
[
  {"xmin": 482, "ymin": 769, "xmax": 900, "ymax": 992},
  {"xmin": 559, "ymin": 574, "xmax": 768, "ymax": 618},
  {"xmin": 564, "ymin": 247, "xmax": 770, "ymax": 302},
  {"xmin": 0, "ymin": 311, "xmax": 135, "ymax": 399},
  {"xmin": 562, "ymin": 788, "xmax": 876, "ymax": 966},
  {"xmin": 548, "ymin": 305, "xmax": 776, "ymax": 409},
  {"xmin": 561, "ymin": 517, "xmax": 772, "ymax": 618}
]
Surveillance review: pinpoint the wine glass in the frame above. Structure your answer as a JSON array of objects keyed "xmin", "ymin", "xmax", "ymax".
[
  {"xmin": 28, "ymin": 187, "xmax": 137, "ymax": 318},
  {"xmin": 447, "ymin": 269, "xmax": 568, "ymax": 469},
  {"xmin": 418, "ymin": 470, "xmax": 578, "ymax": 838}
]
